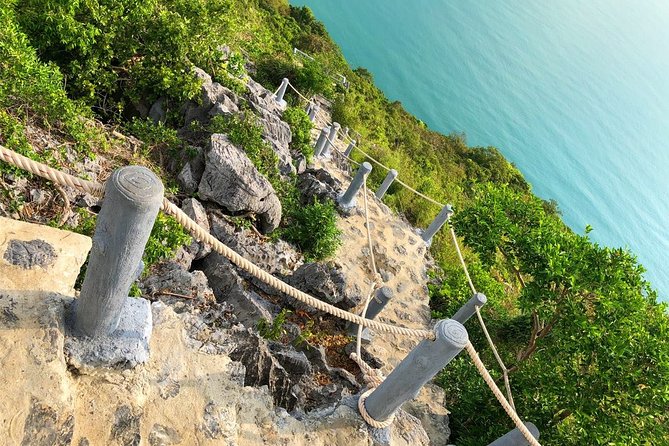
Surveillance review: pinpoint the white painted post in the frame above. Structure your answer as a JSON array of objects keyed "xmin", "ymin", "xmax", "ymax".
[
  {"xmin": 338, "ymin": 162, "xmax": 372, "ymax": 209},
  {"xmin": 363, "ymin": 319, "xmax": 468, "ymax": 423},
  {"xmin": 274, "ymin": 78, "xmax": 289, "ymax": 108},
  {"xmin": 375, "ymin": 169, "xmax": 398, "ymax": 200},
  {"xmin": 322, "ymin": 122, "xmax": 340, "ymax": 157},
  {"xmin": 421, "ymin": 204, "xmax": 454, "ymax": 244},
  {"xmin": 314, "ymin": 126, "xmax": 330, "ymax": 157},
  {"xmin": 487, "ymin": 422, "xmax": 540, "ymax": 446}
]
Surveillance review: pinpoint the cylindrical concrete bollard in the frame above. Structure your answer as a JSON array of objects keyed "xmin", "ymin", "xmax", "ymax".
[
  {"xmin": 343, "ymin": 127, "xmax": 350, "ymax": 139},
  {"xmin": 421, "ymin": 204, "xmax": 454, "ymax": 243},
  {"xmin": 364, "ymin": 319, "xmax": 468, "ymax": 422},
  {"xmin": 338, "ymin": 162, "xmax": 372, "ymax": 209},
  {"xmin": 322, "ymin": 122, "xmax": 340, "ymax": 157},
  {"xmin": 308, "ymin": 103, "xmax": 319, "ymax": 122},
  {"xmin": 275, "ymin": 78, "xmax": 289, "ymax": 107},
  {"xmin": 375, "ymin": 169, "xmax": 398, "ymax": 200},
  {"xmin": 348, "ymin": 286, "xmax": 394, "ymax": 336},
  {"xmin": 344, "ymin": 140, "xmax": 356, "ymax": 157},
  {"xmin": 75, "ymin": 166, "xmax": 164, "ymax": 337},
  {"xmin": 314, "ymin": 126, "xmax": 330, "ymax": 157},
  {"xmin": 452, "ymin": 292, "xmax": 487, "ymax": 324},
  {"xmin": 487, "ymin": 422, "xmax": 540, "ymax": 446}
]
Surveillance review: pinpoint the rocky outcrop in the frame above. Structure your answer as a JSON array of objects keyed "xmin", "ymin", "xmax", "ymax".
[
  {"xmin": 177, "ymin": 146, "xmax": 205, "ymax": 195},
  {"xmin": 298, "ymin": 168, "xmax": 343, "ymax": 205},
  {"xmin": 287, "ymin": 262, "xmax": 361, "ymax": 311},
  {"xmin": 198, "ymin": 134, "xmax": 282, "ymax": 233},
  {"xmin": 184, "ymin": 67, "xmax": 240, "ymax": 125}
]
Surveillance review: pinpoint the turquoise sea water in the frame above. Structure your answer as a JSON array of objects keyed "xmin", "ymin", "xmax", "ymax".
[{"xmin": 291, "ymin": 0, "xmax": 669, "ymax": 301}]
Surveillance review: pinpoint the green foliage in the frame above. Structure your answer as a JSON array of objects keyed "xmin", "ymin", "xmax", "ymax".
[
  {"xmin": 257, "ymin": 308, "xmax": 291, "ymax": 341},
  {"xmin": 125, "ymin": 117, "xmax": 181, "ymax": 157},
  {"xmin": 440, "ymin": 183, "xmax": 669, "ymax": 445},
  {"xmin": 282, "ymin": 106, "xmax": 313, "ymax": 162},
  {"xmin": 209, "ymin": 114, "xmax": 280, "ymax": 182},
  {"xmin": 282, "ymin": 198, "xmax": 341, "ymax": 261},
  {"xmin": 144, "ymin": 213, "xmax": 191, "ymax": 268}
]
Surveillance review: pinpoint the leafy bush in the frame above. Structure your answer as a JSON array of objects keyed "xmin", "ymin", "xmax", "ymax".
[
  {"xmin": 282, "ymin": 106, "xmax": 313, "ymax": 162},
  {"xmin": 144, "ymin": 213, "xmax": 191, "ymax": 268},
  {"xmin": 257, "ymin": 308, "xmax": 291, "ymax": 341},
  {"xmin": 282, "ymin": 198, "xmax": 341, "ymax": 261}
]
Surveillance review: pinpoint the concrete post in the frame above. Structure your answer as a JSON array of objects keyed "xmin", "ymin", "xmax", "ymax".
[
  {"xmin": 375, "ymin": 169, "xmax": 398, "ymax": 200},
  {"xmin": 314, "ymin": 126, "xmax": 330, "ymax": 157},
  {"xmin": 343, "ymin": 127, "xmax": 350, "ymax": 139},
  {"xmin": 363, "ymin": 319, "xmax": 468, "ymax": 422},
  {"xmin": 344, "ymin": 140, "xmax": 356, "ymax": 157},
  {"xmin": 421, "ymin": 204, "xmax": 454, "ymax": 244},
  {"xmin": 274, "ymin": 78, "xmax": 289, "ymax": 108},
  {"xmin": 74, "ymin": 166, "xmax": 164, "ymax": 336},
  {"xmin": 322, "ymin": 122, "xmax": 340, "ymax": 157},
  {"xmin": 338, "ymin": 162, "xmax": 372, "ymax": 209},
  {"xmin": 487, "ymin": 422, "xmax": 540, "ymax": 446},
  {"xmin": 347, "ymin": 286, "xmax": 393, "ymax": 337},
  {"xmin": 452, "ymin": 292, "xmax": 487, "ymax": 324},
  {"xmin": 308, "ymin": 103, "xmax": 319, "ymax": 122}
]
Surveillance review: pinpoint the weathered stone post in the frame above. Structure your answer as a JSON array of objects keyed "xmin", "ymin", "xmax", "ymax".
[
  {"xmin": 344, "ymin": 140, "xmax": 356, "ymax": 157},
  {"xmin": 274, "ymin": 78, "xmax": 289, "ymax": 108},
  {"xmin": 308, "ymin": 103, "xmax": 319, "ymax": 122},
  {"xmin": 66, "ymin": 166, "xmax": 163, "ymax": 369},
  {"xmin": 375, "ymin": 169, "xmax": 398, "ymax": 200},
  {"xmin": 452, "ymin": 292, "xmax": 487, "ymax": 324},
  {"xmin": 322, "ymin": 122, "xmax": 340, "ymax": 157},
  {"xmin": 487, "ymin": 422, "xmax": 540, "ymax": 446},
  {"xmin": 74, "ymin": 166, "xmax": 163, "ymax": 337},
  {"xmin": 421, "ymin": 204, "xmax": 454, "ymax": 244},
  {"xmin": 363, "ymin": 319, "xmax": 468, "ymax": 423},
  {"xmin": 314, "ymin": 126, "xmax": 330, "ymax": 157},
  {"xmin": 338, "ymin": 162, "xmax": 372, "ymax": 209},
  {"xmin": 347, "ymin": 286, "xmax": 393, "ymax": 339}
]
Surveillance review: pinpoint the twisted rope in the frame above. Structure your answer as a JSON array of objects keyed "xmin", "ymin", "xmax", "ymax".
[
  {"xmin": 465, "ymin": 342, "xmax": 541, "ymax": 446},
  {"xmin": 286, "ymin": 80, "xmax": 311, "ymax": 103},
  {"xmin": 0, "ymin": 144, "xmax": 433, "ymax": 340}
]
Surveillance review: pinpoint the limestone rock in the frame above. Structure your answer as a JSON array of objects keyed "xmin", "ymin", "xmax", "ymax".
[
  {"xmin": 287, "ymin": 262, "xmax": 361, "ymax": 310},
  {"xmin": 176, "ymin": 147, "xmax": 205, "ymax": 195},
  {"xmin": 198, "ymin": 134, "xmax": 281, "ymax": 233},
  {"xmin": 184, "ymin": 68, "xmax": 239, "ymax": 125},
  {"xmin": 0, "ymin": 216, "xmax": 91, "ymax": 295},
  {"xmin": 180, "ymin": 197, "xmax": 211, "ymax": 261},
  {"xmin": 297, "ymin": 168, "xmax": 342, "ymax": 205},
  {"xmin": 258, "ymin": 112, "xmax": 294, "ymax": 175},
  {"xmin": 140, "ymin": 261, "xmax": 215, "ymax": 310}
]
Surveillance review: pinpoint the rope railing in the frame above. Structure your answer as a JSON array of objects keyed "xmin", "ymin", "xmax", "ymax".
[
  {"xmin": 0, "ymin": 74, "xmax": 541, "ymax": 439},
  {"xmin": 0, "ymin": 144, "xmax": 434, "ymax": 340}
]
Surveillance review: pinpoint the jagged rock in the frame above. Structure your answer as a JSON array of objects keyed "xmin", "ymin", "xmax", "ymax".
[
  {"xmin": 228, "ymin": 329, "xmax": 307, "ymax": 411},
  {"xmin": 140, "ymin": 261, "xmax": 215, "ymax": 310},
  {"xmin": 198, "ymin": 134, "xmax": 282, "ymax": 233},
  {"xmin": 403, "ymin": 384, "xmax": 451, "ymax": 446},
  {"xmin": 184, "ymin": 68, "xmax": 239, "ymax": 125},
  {"xmin": 258, "ymin": 113, "xmax": 294, "ymax": 175},
  {"xmin": 208, "ymin": 211, "xmax": 302, "ymax": 277},
  {"xmin": 180, "ymin": 197, "xmax": 211, "ymax": 261},
  {"xmin": 297, "ymin": 168, "xmax": 342, "ymax": 205},
  {"xmin": 176, "ymin": 147, "xmax": 205, "ymax": 195},
  {"xmin": 149, "ymin": 98, "xmax": 166, "ymax": 123},
  {"xmin": 344, "ymin": 343, "xmax": 384, "ymax": 369},
  {"xmin": 294, "ymin": 154, "xmax": 307, "ymax": 174},
  {"xmin": 287, "ymin": 262, "xmax": 361, "ymax": 310},
  {"xmin": 201, "ymin": 252, "xmax": 279, "ymax": 327},
  {"xmin": 246, "ymin": 78, "xmax": 283, "ymax": 118}
]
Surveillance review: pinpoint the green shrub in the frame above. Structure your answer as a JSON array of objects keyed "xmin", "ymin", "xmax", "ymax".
[
  {"xmin": 144, "ymin": 213, "xmax": 191, "ymax": 268},
  {"xmin": 257, "ymin": 308, "xmax": 291, "ymax": 341},
  {"xmin": 282, "ymin": 106, "xmax": 313, "ymax": 162},
  {"xmin": 282, "ymin": 198, "xmax": 341, "ymax": 261}
]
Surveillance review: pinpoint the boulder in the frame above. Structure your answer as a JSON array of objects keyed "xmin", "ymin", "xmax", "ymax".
[
  {"xmin": 246, "ymin": 78, "xmax": 283, "ymax": 118},
  {"xmin": 297, "ymin": 168, "xmax": 342, "ymax": 205},
  {"xmin": 198, "ymin": 134, "xmax": 282, "ymax": 233},
  {"xmin": 176, "ymin": 146, "xmax": 205, "ymax": 195},
  {"xmin": 258, "ymin": 113, "xmax": 294, "ymax": 175},
  {"xmin": 180, "ymin": 197, "xmax": 211, "ymax": 261},
  {"xmin": 184, "ymin": 68, "xmax": 239, "ymax": 125},
  {"xmin": 286, "ymin": 262, "xmax": 361, "ymax": 310},
  {"xmin": 139, "ymin": 261, "xmax": 215, "ymax": 311}
]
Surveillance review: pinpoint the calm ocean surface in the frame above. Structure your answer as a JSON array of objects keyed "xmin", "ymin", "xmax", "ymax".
[{"xmin": 291, "ymin": 0, "xmax": 669, "ymax": 301}]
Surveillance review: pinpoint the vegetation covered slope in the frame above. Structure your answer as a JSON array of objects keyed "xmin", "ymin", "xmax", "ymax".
[{"xmin": 0, "ymin": 0, "xmax": 667, "ymax": 444}]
